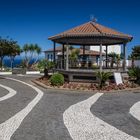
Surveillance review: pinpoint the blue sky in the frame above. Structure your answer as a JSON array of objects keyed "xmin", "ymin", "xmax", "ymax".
[{"xmin": 0, "ymin": 0, "xmax": 139, "ymax": 57}]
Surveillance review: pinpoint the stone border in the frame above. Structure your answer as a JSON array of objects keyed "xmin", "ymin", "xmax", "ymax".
[
  {"xmin": 26, "ymin": 71, "xmax": 40, "ymax": 74},
  {"xmin": 32, "ymin": 79, "xmax": 140, "ymax": 94},
  {"xmin": 32, "ymin": 80, "xmax": 98, "ymax": 94},
  {"xmin": 0, "ymin": 72, "xmax": 12, "ymax": 75}
]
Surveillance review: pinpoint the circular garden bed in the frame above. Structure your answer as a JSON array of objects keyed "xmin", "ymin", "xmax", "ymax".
[{"xmin": 36, "ymin": 76, "xmax": 138, "ymax": 92}]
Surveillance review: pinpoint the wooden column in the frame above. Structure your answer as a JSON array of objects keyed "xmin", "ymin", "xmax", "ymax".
[
  {"xmin": 123, "ymin": 43, "xmax": 127, "ymax": 71},
  {"xmin": 62, "ymin": 44, "xmax": 65, "ymax": 69},
  {"xmin": 83, "ymin": 45, "xmax": 85, "ymax": 55},
  {"xmin": 66, "ymin": 45, "xmax": 69, "ymax": 70},
  {"xmin": 100, "ymin": 44, "xmax": 103, "ymax": 72},
  {"xmin": 106, "ymin": 45, "xmax": 108, "ymax": 68},
  {"xmin": 53, "ymin": 41, "xmax": 56, "ymax": 64},
  {"xmin": 83, "ymin": 45, "xmax": 85, "ymax": 62}
]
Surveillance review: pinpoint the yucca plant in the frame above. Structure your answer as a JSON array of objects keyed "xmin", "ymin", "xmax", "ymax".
[{"xmin": 96, "ymin": 71, "xmax": 111, "ymax": 89}]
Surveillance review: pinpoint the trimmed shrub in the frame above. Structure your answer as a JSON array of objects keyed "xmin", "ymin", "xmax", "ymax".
[{"xmin": 49, "ymin": 73, "xmax": 64, "ymax": 86}]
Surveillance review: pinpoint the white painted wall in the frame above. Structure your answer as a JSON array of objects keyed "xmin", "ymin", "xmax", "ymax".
[
  {"xmin": 89, "ymin": 45, "xmax": 121, "ymax": 54},
  {"xmin": 45, "ymin": 52, "xmax": 59, "ymax": 61},
  {"xmin": 127, "ymin": 60, "xmax": 140, "ymax": 67}
]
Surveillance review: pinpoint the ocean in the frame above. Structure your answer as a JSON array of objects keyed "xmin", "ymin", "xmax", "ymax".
[
  {"xmin": 3, "ymin": 58, "xmax": 22, "ymax": 67},
  {"xmin": 3, "ymin": 57, "xmax": 44, "ymax": 68}
]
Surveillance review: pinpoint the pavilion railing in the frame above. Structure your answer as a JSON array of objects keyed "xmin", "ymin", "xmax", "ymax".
[{"xmin": 56, "ymin": 58, "xmax": 124, "ymax": 71}]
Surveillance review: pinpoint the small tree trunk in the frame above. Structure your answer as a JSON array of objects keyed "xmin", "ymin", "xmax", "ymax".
[
  {"xmin": 132, "ymin": 58, "xmax": 134, "ymax": 68},
  {"xmin": 111, "ymin": 59, "xmax": 113, "ymax": 68},
  {"xmin": 10, "ymin": 56, "xmax": 15, "ymax": 71},
  {"xmin": 44, "ymin": 68, "xmax": 48, "ymax": 77},
  {"xmin": 0, "ymin": 57, "xmax": 4, "ymax": 71}
]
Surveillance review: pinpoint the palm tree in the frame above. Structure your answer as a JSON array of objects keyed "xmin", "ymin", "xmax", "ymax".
[
  {"xmin": 96, "ymin": 71, "xmax": 111, "ymax": 89},
  {"xmin": 108, "ymin": 52, "xmax": 118, "ymax": 68},
  {"xmin": 69, "ymin": 48, "xmax": 80, "ymax": 67},
  {"xmin": 33, "ymin": 44, "xmax": 42, "ymax": 65},
  {"xmin": 116, "ymin": 54, "xmax": 121, "ymax": 70},
  {"xmin": 22, "ymin": 43, "xmax": 42, "ymax": 69}
]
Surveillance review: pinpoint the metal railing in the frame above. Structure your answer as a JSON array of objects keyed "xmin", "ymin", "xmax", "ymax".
[
  {"xmin": 56, "ymin": 59, "xmax": 98, "ymax": 69},
  {"xmin": 55, "ymin": 58, "xmax": 124, "ymax": 71}
]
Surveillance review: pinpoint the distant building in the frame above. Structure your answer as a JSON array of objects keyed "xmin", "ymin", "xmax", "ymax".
[
  {"xmin": 86, "ymin": 45, "xmax": 121, "ymax": 54},
  {"xmin": 44, "ymin": 46, "xmax": 62, "ymax": 61},
  {"xmin": 44, "ymin": 46, "xmax": 105, "ymax": 65}
]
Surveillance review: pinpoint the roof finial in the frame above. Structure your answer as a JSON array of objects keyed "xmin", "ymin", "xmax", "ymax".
[{"xmin": 90, "ymin": 15, "xmax": 97, "ymax": 23}]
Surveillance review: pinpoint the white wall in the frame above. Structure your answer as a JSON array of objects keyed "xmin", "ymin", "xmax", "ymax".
[
  {"xmin": 127, "ymin": 60, "xmax": 140, "ymax": 67},
  {"xmin": 89, "ymin": 45, "xmax": 121, "ymax": 54},
  {"xmin": 45, "ymin": 52, "xmax": 59, "ymax": 61}
]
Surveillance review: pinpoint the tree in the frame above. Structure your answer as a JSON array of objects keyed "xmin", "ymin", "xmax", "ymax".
[
  {"xmin": 116, "ymin": 54, "xmax": 121, "ymax": 70},
  {"xmin": 0, "ymin": 37, "xmax": 20, "ymax": 70},
  {"xmin": 22, "ymin": 43, "xmax": 42, "ymax": 68},
  {"xmin": 8, "ymin": 44, "xmax": 21, "ymax": 70},
  {"xmin": 108, "ymin": 52, "xmax": 118, "ymax": 68},
  {"xmin": 64, "ymin": 45, "xmax": 74, "ymax": 51},
  {"xmin": 128, "ymin": 45, "xmax": 140, "ymax": 68},
  {"xmin": 69, "ymin": 48, "xmax": 80, "ymax": 67},
  {"xmin": 131, "ymin": 45, "xmax": 140, "ymax": 60},
  {"xmin": 128, "ymin": 67, "xmax": 140, "ymax": 84},
  {"xmin": 32, "ymin": 44, "xmax": 41, "ymax": 65}
]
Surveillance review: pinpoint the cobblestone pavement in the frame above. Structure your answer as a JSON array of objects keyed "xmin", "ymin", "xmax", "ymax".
[
  {"xmin": 0, "ymin": 75, "xmax": 140, "ymax": 140},
  {"xmin": 0, "ymin": 75, "xmax": 91, "ymax": 140},
  {"xmin": 91, "ymin": 91, "xmax": 140, "ymax": 139},
  {"xmin": 63, "ymin": 93, "xmax": 139, "ymax": 140}
]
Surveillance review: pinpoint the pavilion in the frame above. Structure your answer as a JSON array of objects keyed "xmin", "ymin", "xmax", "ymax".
[{"xmin": 48, "ymin": 20, "xmax": 133, "ymax": 82}]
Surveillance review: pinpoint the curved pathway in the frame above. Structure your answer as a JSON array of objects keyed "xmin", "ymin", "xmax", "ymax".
[
  {"xmin": 0, "ymin": 84, "xmax": 17, "ymax": 102},
  {"xmin": 91, "ymin": 92, "xmax": 140, "ymax": 139},
  {"xmin": 1, "ymin": 75, "xmax": 140, "ymax": 140},
  {"xmin": 0, "ymin": 77, "xmax": 44, "ymax": 140},
  {"xmin": 130, "ymin": 101, "xmax": 140, "ymax": 121},
  {"xmin": 63, "ymin": 93, "xmax": 139, "ymax": 140}
]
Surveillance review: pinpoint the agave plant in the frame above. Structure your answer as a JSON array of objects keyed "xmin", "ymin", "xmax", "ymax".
[{"xmin": 96, "ymin": 71, "xmax": 111, "ymax": 89}]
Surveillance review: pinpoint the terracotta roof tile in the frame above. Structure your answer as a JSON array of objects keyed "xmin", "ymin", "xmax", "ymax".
[{"xmin": 49, "ymin": 21, "xmax": 132, "ymax": 40}]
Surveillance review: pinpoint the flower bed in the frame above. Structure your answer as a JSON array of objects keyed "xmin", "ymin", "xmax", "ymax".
[{"xmin": 37, "ymin": 76, "xmax": 138, "ymax": 92}]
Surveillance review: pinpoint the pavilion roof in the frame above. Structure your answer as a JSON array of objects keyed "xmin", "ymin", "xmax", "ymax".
[{"xmin": 48, "ymin": 21, "xmax": 133, "ymax": 45}]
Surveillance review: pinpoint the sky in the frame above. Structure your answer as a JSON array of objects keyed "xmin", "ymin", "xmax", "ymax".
[{"xmin": 0, "ymin": 0, "xmax": 139, "ymax": 57}]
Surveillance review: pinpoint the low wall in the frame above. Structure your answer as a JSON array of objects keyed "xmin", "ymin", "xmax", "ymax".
[
  {"xmin": 26, "ymin": 71, "xmax": 40, "ymax": 74},
  {"xmin": 0, "ymin": 72, "xmax": 12, "ymax": 75},
  {"xmin": 12, "ymin": 68, "xmax": 26, "ymax": 74},
  {"xmin": 127, "ymin": 60, "xmax": 140, "ymax": 67}
]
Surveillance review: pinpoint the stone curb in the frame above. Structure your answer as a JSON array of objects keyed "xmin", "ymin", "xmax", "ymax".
[
  {"xmin": 0, "ymin": 72, "xmax": 12, "ymax": 75},
  {"xmin": 32, "ymin": 80, "xmax": 140, "ymax": 94},
  {"xmin": 32, "ymin": 80, "xmax": 97, "ymax": 94}
]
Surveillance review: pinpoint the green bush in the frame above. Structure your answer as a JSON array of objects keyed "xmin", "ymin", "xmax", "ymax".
[
  {"xmin": 49, "ymin": 73, "xmax": 64, "ymax": 86},
  {"xmin": 96, "ymin": 71, "xmax": 111, "ymax": 89}
]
